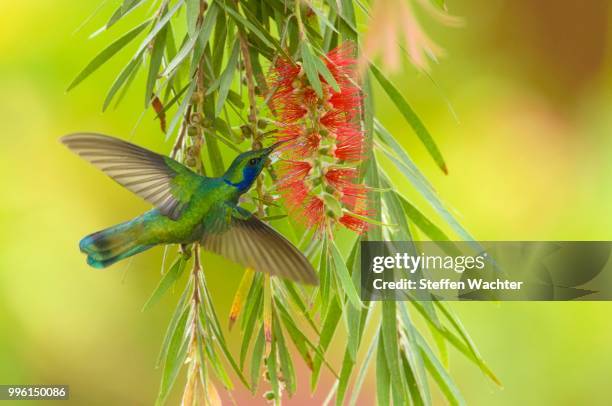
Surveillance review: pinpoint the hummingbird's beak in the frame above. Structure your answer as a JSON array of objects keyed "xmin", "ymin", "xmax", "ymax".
[
  {"xmin": 269, "ymin": 140, "xmax": 287, "ymax": 151},
  {"xmin": 264, "ymin": 140, "xmax": 287, "ymax": 157}
]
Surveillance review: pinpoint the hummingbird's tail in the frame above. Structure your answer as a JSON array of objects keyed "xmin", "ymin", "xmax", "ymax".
[{"xmin": 79, "ymin": 218, "xmax": 154, "ymax": 268}]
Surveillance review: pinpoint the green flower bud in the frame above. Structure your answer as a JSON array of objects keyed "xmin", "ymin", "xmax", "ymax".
[
  {"xmin": 187, "ymin": 125, "xmax": 198, "ymax": 137},
  {"xmin": 190, "ymin": 112, "xmax": 202, "ymax": 124},
  {"xmin": 322, "ymin": 192, "xmax": 343, "ymax": 220},
  {"xmin": 240, "ymin": 124, "xmax": 253, "ymax": 137},
  {"xmin": 257, "ymin": 118, "xmax": 271, "ymax": 130}
]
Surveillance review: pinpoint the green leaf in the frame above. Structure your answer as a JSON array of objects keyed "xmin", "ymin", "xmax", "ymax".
[
  {"xmin": 186, "ymin": 0, "xmax": 200, "ymax": 37},
  {"xmin": 164, "ymin": 2, "xmax": 218, "ymax": 78},
  {"xmin": 380, "ymin": 174, "xmax": 414, "ymax": 242},
  {"xmin": 345, "ymin": 239, "xmax": 363, "ymax": 361},
  {"xmin": 337, "ymin": 0, "xmax": 358, "ymax": 41},
  {"xmin": 273, "ymin": 313, "xmax": 296, "ymax": 395},
  {"xmin": 300, "ymin": 42, "xmax": 324, "ymax": 97},
  {"xmin": 268, "ymin": 339, "xmax": 281, "ymax": 400},
  {"xmin": 250, "ymin": 327, "xmax": 265, "ymax": 393},
  {"xmin": 135, "ymin": 0, "xmax": 184, "ymax": 58},
  {"xmin": 158, "ymin": 82, "xmax": 190, "ymax": 117},
  {"xmin": 275, "ymin": 300, "xmax": 337, "ymax": 378},
  {"xmin": 394, "ymin": 190, "xmax": 454, "ymax": 243},
  {"xmin": 145, "ymin": 25, "xmax": 169, "ymax": 107},
  {"xmin": 311, "ymin": 296, "xmax": 341, "ymax": 391},
  {"xmin": 156, "ymin": 306, "xmax": 191, "ymax": 405},
  {"xmin": 240, "ymin": 276, "xmax": 263, "ymax": 367},
  {"xmin": 103, "ymin": 56, "xmax": 142, "ymax": 111},
  {"xmin": 67, "ymin": 19, "xmax": 151, "ymax": 91},
  {"xmin": 401, "ymin": 350, "xmax": 425, "ymax": 406},
  {"xmin": 381, "ymin": 301, "xmax": 408, "ymax": 405},
  {"xmin": 371, "ymin": 63, "xmax": 448, "ymax": 174},
  {"xmin": 195, "ymin": 273, "xmax": 251, "ymax": 390},
  {"xmin": 435, "ymin": 302, "xmax": 502, "ymax": 386},
  {"xmin": 398, "ymin": 303, "xmax": 432, "ymax": 405},
  {"xmin": 90, "ymin": 0, "xmax": 146, "ymax": 38},
  {"xmin": 318, "ymin": 237, "xmax": 331, "ymax": 316},
  {"xmin": 349, "ymin": 332, "xmax": 378, "ymax": 406},
  {"xmin": 142, "ymin": 256, "xmax": 188, "ymax": 311},
  {"xmin": 211, "ymin": 11, "xmax": 228, "ymax": 76},
  {"xmin": 166, "ymin": 80, "xmax": 196, "ymax": 138},
  {"xmin": 216, "ymin": 1, "xmax": 271, "ymax": 48},
  {"xmin": 375, "ymin": 120, "xmax": 479, "ymax": 247},
  {"xmin": 376, "ymin": 334, "xmax": 391, "ymax": 406},
  {"xmin": 216, "ymin": 0, "xmax": 290, "ymax": 60},
  {"xmin": 415, "ymin": 330, "xmax": 466, "ymax": 406},
  {"xmin": 408, "ymin": 301, "xmax": 500, "ymax": 387},
  {"xmin": 202, "ymin": 81, "xmax": 226, "ymax": 175},
  {"xmin": 365, "ymin": 155, "xmax": 383, "ymax": 241},
  {"xmin": 156, "ymin": 279, "xmax": 193, "ymax": 367},
  {"xmin": 330, "ymin": 241, "xmax": 362, "ymax": 310},
  {"xmin": 335, "ymin": 347, "xmax": 355, "ymax": 406},
  {"xmin": 313, "ymin": 49, "xmax": 340, "ymax": 92},
  {"xmin": 215, "ymin": 39, "xmax": 240, "ymax": 117},
  {"xmin": 112, "ymin": 54, "xmax": 142, "ymax": 108}
]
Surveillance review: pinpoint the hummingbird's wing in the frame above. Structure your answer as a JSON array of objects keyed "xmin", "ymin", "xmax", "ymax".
[
  {"xmin": 61, "ymin": 133, "xmax": 202, "ymax": 220},
  {"xmin": 201, "ymin": 206, "xmax": 318, "ymax": 285}
]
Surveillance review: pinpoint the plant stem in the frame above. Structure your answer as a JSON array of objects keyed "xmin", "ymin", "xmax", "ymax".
[{"xmin": 238, "ymin": 29, "xmax": 266, "ymax": 217}]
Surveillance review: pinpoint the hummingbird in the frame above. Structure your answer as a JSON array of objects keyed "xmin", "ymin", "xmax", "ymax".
[{"xmin": 61, "ymin": 133, "xmax": 318, "ymax": 285}]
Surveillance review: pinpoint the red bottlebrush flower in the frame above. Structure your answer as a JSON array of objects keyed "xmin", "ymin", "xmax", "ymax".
[
  {"xmin": 280, "ymin": 180, "xmax": 311, "ymax": 211},
  {"xmin": 339, "ymin": 193, "xmax": 372, "ymax": 234},
  {"xmin": 324, "ymin": 167, "xmax": 358, "ymax": 189},
  {"xmin": 341, "ymin": 183, "xmax": 369, "ymax": 210},
  {"xmin": 333, "ymin": 124, "xmax": 364, "ymax": 161},
  {"xmin": 278, "ymin": 160, "xmax": 312, "ymax": 186},
  {"xmin": 325, "ymin": 43, "xmax": 357, "ymax": 87},
  {"xmin": 339, "ymin": 212, "xmax": 369, "ymax": 234},
  {"xmin": 320, "ymin": 109, "xmax": 349, "ymax": 131},
  {"xmin": 329, "ymin": 87, "xmax": 361, "ymax": 116},
  {"xmin": 304, "ymin": 196, "xmax": 325, "ymax": 230},
  {"xmin": 279, "ymin": 128, "xmax": 321, "ymax": 158},
  {"xmin": 269, "ymin": 59, "xmax": 301, "ymax": 91},
  {"xmin": 266, "ymin": 42, "xmax": 372, "ymax": 235}
]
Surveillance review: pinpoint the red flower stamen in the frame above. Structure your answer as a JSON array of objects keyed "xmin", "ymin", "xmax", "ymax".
[
  {"xmin": 267, "ymin": 42, "xmax": 370, "ymax": 234},
  {"xmin": 339, "ymin": 212, "xmax": 369, "ymax": 234},
  {"xmin": 278, "ymin": 160, "xmax": 312, "ymax": 186},
  {"xmin": 304, "ymin": 196, "xmax": 325, "ymax": 230},
  {"xmin": 324, "ymin": 167, "xmax": 358, "ymax": 189},
  {"xmin": 333, "ymin": 124, "xmax": 364, "ymax": 161}
]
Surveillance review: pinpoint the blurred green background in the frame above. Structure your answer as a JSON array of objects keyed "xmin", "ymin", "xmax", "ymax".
[{"xmin": 1, "ymin": 0, "xmax": 611, "ymax": 405}]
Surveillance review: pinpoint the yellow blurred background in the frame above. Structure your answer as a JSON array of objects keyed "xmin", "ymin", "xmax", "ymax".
[{"xmin": 0, "ymin": 0, "xmax": 611, "ymax": 405}]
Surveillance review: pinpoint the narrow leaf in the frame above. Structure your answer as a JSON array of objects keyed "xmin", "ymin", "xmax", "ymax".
[
  {"xmin": 145, "ymin": 25, "xmax": 169, "ymax": 107},
  {"xmin": 215, "ymin": 39, "xmax": 240, "ymax": 117},
  {"xmin": 311, "ymin": 296, "xmax": 341, "ymax": 391},
  {"xmin": 68, "ymin": 19, "xmax": 151, "ymax": 91},
  {"xmin": 228, "ymin": 268, "xmax": 255, "ymax": 330},
  {"xmin": 300, "ymin": 42, "xmax": 324, "ymax": 97},
  {"xmin": 103, "ymin": 56, "xmax": 142, "ymax": 111},
  {"xmin": 371, "ymin": 64, "xmax": 447, "ymax": 173},
  {"xmin": 415, "ymin": 330, "xmax": 466, "ymax": 406},
  {"xmin": 250, "ymin": 327, "xmax": 265, "ymax": 392},
  {"xmin": 142, "ymin": 256, "xmax": 188, "ymax": 311},
  {"xmin": 330, "ymin": 241, "xmax": 362, "ymax": 310},
  {"xmin": 376, "ymin": 334, "xmax": 391, "ymax": 406},
  {"xmin": 381, "ymin": 301, "xmax": 407, "ymax": 404},
  {"xmin": 156, "ymin": 307, "xmax": 191, "ymax": 405}
]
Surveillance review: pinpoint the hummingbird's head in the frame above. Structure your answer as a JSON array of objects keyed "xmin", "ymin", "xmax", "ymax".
[{"xmin": 222, "ymin": 141, "xmax": 284, "ymax": 193}]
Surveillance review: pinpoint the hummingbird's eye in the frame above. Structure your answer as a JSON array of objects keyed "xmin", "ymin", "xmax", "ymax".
[{"xmin": 249, "ymin": 158, "xmax": 259, "ymax": 166}]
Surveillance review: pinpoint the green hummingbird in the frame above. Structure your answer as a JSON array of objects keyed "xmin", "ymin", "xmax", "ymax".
[{"xmin": 61, "ymin": 133, "xmax": 318, "ymax": 285}]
